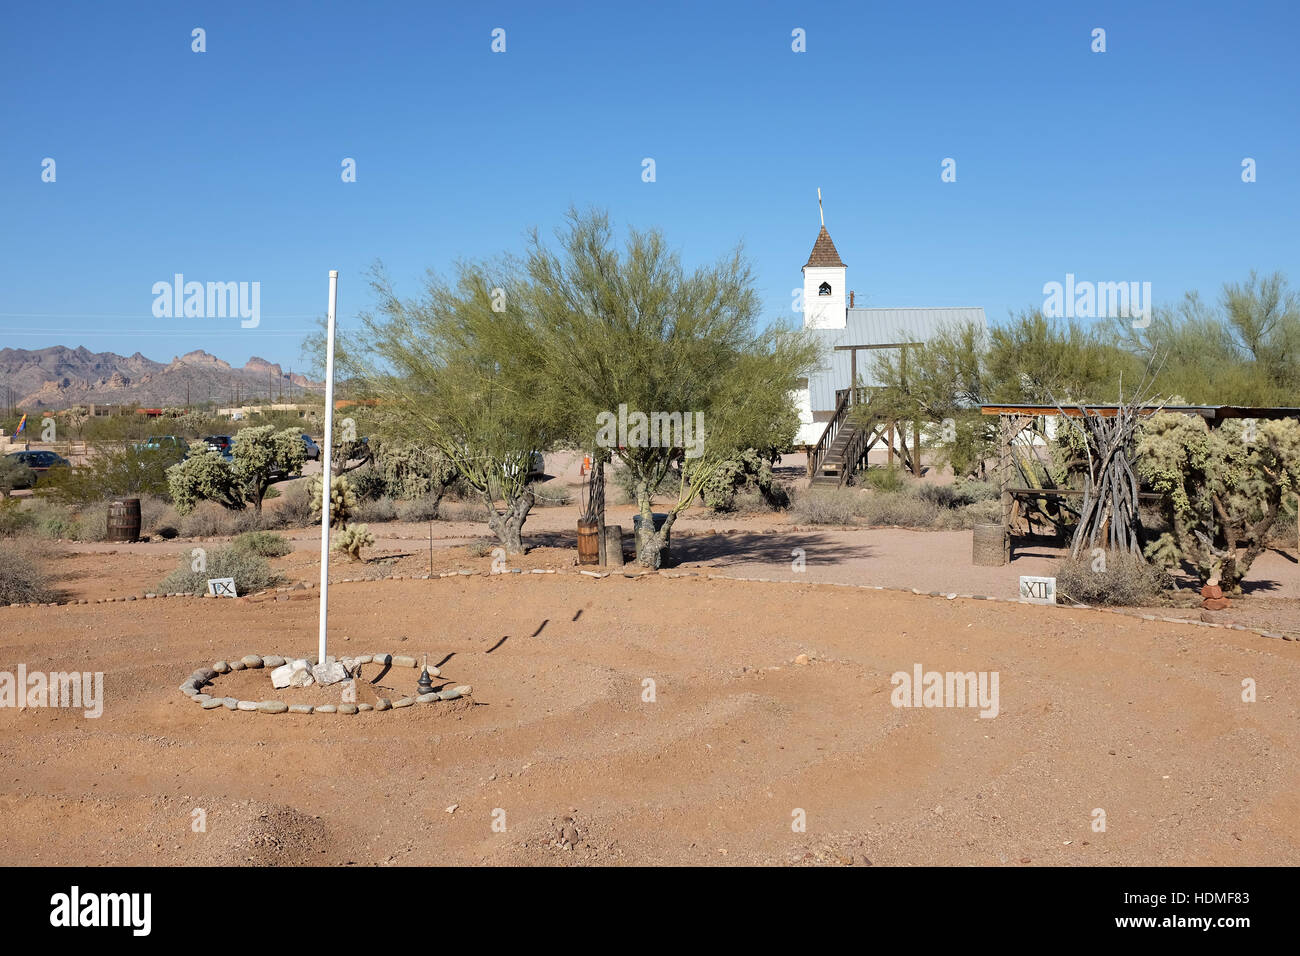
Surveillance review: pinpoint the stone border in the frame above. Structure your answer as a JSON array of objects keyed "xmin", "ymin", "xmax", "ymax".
[
  {"xmin": 14, "ymin": 564, "xmax": 1294, "ymax": 645},
  {"xmin": 179, "ymin": 653, "xmax": 472, "ymax": 716}
]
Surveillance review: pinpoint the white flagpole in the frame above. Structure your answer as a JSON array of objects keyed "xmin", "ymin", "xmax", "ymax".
[{"xmin": 318, "ymin": 270, "xmax": 338, "ymax": 665}]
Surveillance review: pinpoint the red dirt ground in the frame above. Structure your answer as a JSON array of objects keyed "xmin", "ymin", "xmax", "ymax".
[
  {"xmin": 5, "ymin": 447, "xmax": 1299, "ymax": 865},
  {"xmin": 2, "ymin": 556, "xmax": 1298, "ymax": 866}
]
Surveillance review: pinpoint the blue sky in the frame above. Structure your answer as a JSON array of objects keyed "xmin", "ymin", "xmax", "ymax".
[{"xmin": 1, "ymin": 0, "xmax": 1297, "ymax": 372}]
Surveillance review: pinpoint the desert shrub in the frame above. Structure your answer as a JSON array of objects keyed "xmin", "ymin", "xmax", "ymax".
[
  {"xmin": 354, "ymin": 497, "xmax": 397, "ymax": 524},
  {"xmin": 863, "ymin": 466, "xmax": 909, "ymax": 493},
  {"xmin": 1053, "ymin": 550, "xmax": 1170, "ymax": 606},
  {"xmin": 914, "ymin": 483, "xmax": 962, "ymax": 509},
  {"xmin": 231, "ymin": 530, "xmax": 293, "ymax": 557},
  {"xmin": 613, "ymin": 462, "xmax": 678, "ymax": 506},
  {"xmin": 0, "ymin": 544, "xmax": 55, "ymax": 604},
  {"xmin": 935, "ymin": 499, "xmax": 1003, "ymax": 530},
  {"xmin": 42, "ymin": 443, "xmax": 174, "ymax": 504},
  {"xmin": 729, "ymin": 488, "xmax": 773, "ymax": 514},
  {"xmin": 915, "ymin": 479, "xmax": 1001, "ymax": 513},
  {"xmin": 34, "ymin": 500, "xmax": 78, "ymax": 539},
  {"xmin": 0, "ymin": 457, "xmax": 35, "ymax": 496},
  {"xmin": 860, "ymin": 493, "xmax": 941, "ymax": 528},
  {"xmin": 439, "ymin": 499, "xmax": 491, "ymax": 522},
  {"xmin": 0, "ymin": 499, "xmax": 33, "ymax": 537},
  {"xmin": 124, "ymin": 494, "xmax": 174, "ymax": 538},
  {"xmin": 72, "ymin": 502, "xmax": 111, "ymax": 542},
  {"xmin": 180, "ymin": 501, "xmax": 257, "ymax": 538},
  {"xmin": 395, "ymin": 494, "xmax": 443, "ymax": 523},
  {"xmin": 698, "ymin": 448, "xmax": 789, "ymax": 512},
  {"xmin": 331, "ymin": 524, "xmax": 374, "ymax": 561},
  {"xmin": 158, "ymin": 545, "xmax": 278, "ymax": 596},
  {"xmin": 272, "ymin": 482, "xmax": 316, "ymax": 528},
  {"xmin": 466, "ymin": 539, "xmax": 495, "ymax": 557},
  {"xmin": 789, "ymin": 488, "xmax": 860, "ymax": 525},
  {"xmin": 531, "ymin": 480, "xmax": 573, "ymax": 507},
  {"xmin": 954, "ymin": 479, "xmax": 999, "ymax": 502},
  {"xmin": 348, "ymin": 466, "xmax": 388, "ymax": 501}
]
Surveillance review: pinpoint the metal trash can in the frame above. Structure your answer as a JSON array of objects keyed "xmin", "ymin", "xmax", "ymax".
[{"xmin": 972, "ymin": 522, "xmax": 1005, "ymax": 566}]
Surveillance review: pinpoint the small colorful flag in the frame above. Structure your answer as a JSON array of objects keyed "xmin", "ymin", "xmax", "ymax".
[{"xmin": 15, "ymin": 414, "xmax": 26, "ymax": 435}]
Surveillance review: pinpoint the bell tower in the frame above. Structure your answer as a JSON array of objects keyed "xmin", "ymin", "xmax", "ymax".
[{"xmin": 802, "ymin": 189, "xmax": 847, "ymax": 330}]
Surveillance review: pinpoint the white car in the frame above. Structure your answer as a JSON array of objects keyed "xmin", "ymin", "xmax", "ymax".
[{"xmin": 503, "ymin": 451, "xmax": 546, "ymax": 481}]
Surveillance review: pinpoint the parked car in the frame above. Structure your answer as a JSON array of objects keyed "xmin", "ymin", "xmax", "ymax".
[
  {"xmin": 504, "ymin": 451, "xmax": 546, "ymax": 482},
  {"xmin": 528, "ymin": 450, "xmax": 545, "ymax": 478},
  {"xmin": 136, "ymin": 435, "xmax": 186, "ymax": 458},
  {"xmin": 3, "ymin": 450, "xmax": 70, "ymax": 487},
  {"xmin": 204, "ymin": 435, "xmax": 235, "ymax": 461},
  {"xmin": 301, "ymin": 434, "xmax": 320, "ymax": 461}
]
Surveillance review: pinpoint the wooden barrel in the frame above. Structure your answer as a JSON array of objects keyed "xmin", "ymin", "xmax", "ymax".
[
  {"xmin": 577, "ymin": 519, "xmax": 601, "ymax": 565},
  {"xmin": 972, "ymin": 522, "xmax": 1005, "ymax": 566},
  {"xmin": 107, "ymin": 498, "xmax": 142, "ymax": 543}
]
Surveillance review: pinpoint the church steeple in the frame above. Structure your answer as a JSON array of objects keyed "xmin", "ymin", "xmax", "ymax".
[
  {"xmin": 801, "ymin": 190, "xmax": 847, "ymax": 329},
  {"xmin": 803, "ymin": 225, "xmax": 846, "ymax": 270}
]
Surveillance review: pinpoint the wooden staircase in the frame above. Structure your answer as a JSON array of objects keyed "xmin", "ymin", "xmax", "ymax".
[
  {"xmin": 811, "ymin": 419, "xmax": 864, "ymax": 486},
  {"xmin": 809, "ymin": 386, "xmax": 924, "ymax": 486},
  {"xmin": 809, "ymin": 387, "xmax": 877, "ymax": 487}
]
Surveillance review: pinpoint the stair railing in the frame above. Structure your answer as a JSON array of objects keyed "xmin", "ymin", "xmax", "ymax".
[
  {"xmin": 837, "ymin": 411, "xmax": 874, "ymax": 486},
  {"xmin": 810, "ymin": 388, "xmax": 854, "ymax": 478}
]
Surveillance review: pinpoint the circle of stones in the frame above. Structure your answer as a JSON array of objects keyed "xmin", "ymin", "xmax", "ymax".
[{"xmin": 179, "ymin": 653, "xmax": 472, "ymax": 716}]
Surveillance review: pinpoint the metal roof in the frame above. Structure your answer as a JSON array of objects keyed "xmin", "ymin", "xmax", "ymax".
[
  {"xmin": 981, "ymin": 403, "xmax": 1300, "ymax": 422},
  {"xmin": 805, "ymin": 307, "xmax": 987, "ymax": 412}
]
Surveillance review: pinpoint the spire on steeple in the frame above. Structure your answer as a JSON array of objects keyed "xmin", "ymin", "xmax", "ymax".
[{"xmin": 804, "ymin": 226, "xmax": 846, "ymax": 270}]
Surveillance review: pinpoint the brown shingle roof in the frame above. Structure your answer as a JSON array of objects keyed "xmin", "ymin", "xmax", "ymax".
[{"xmin": 803, "ymin": 226, "xmax": 846, "ymax": 269}]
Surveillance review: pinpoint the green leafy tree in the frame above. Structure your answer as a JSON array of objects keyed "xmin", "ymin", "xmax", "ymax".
[
  {"xmin": 43, "ymin": 443, "xmax": 174, "ymax": 504},
  {"xmin": 870, "ymin": 321, "xmax": 993, "ymax": 478},
  {"xmin": 334, "ymin": 262, "xmax": 553, "ymax": 553},
  {"xmin": 523, "ymin": 208, "xmax": 820, "ymax": 566},
  {"xmin": 1137, "ymin": 413, "xmax": 1300, "ymax": 591},
  {"xmin": 1113, "ymin": 271, "xmax": 1300, "ymax": 405}
]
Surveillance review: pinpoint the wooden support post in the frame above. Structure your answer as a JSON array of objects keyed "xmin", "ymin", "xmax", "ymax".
[
  {"xmin": 887, "ymin": 424, "xmax": 895, "ymax": 465},
  {"xmin": 999, "ymin": 414, "xmax": 1013, "ymax": 561},
  {"xmin": 849, "ymin": 349, "xmax": 858, "ymax": 406},
  {"xmin": 912, "ymin": 420, "xmax": 921, "ymax": 477}
]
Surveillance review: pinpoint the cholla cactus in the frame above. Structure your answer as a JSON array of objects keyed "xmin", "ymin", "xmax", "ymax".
[
  {"xmin": 331, "ymin": 523, "xmax": 374, "ymax": 562},
  {"xmin": 309, "ymin": 474, "xmax": 356, "ymax": 529}
]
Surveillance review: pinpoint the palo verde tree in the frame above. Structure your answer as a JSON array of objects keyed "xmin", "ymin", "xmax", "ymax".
[
  {"xmin": 869, "ymin": 320, "xmax": 992, "ymax": 478},
  {"xmin": 523, "ymin": 208, "xmax": 820, "ymax": 567},
  {"xmin": 337, "ymin": 262, "xmax": 554, "ymax": 554},
  {"xmin": 1113, "ymin": 270, "xmax": 1300, "ymax": 406},
  {"xmin": 870, "ymin": 311, "xmax": 1143, "ymax": 478}
]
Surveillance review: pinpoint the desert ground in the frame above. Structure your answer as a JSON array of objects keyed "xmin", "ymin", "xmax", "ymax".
[{"xmin": 2, "ymin": 451, "xmax": 1299, "ymax": 866}]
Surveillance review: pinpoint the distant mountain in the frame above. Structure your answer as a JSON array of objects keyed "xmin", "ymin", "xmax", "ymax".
[{"xmin": 0, "ymin": 346, "xmax": 321, "ymax": 410}]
